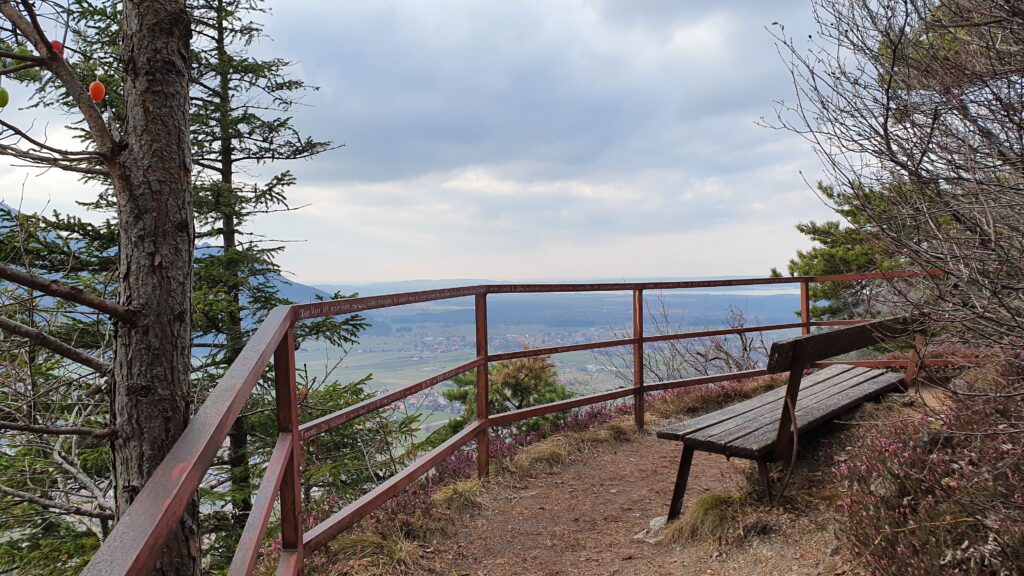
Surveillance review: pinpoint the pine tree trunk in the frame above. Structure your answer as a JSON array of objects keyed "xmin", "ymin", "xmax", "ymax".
[
  {"xmin": 224, "ymin": 207, "xmax": 252, "ymax": 530},
  {"xmin": 215, "ymin": 0, "xmax": 253, "ymax": 531},
  {"xmin": 109, "ymin": 1, "xmax": 198, "ymax": 574},
  {"xmin": 225, "ymin": 206, "xmax": 252, "ymax": 529}
]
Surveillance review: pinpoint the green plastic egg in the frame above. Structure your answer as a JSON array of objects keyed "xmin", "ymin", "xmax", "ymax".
[
  {"xmin": 0, "ymin": 87, "xmax": 9, "ymax": 108},
  {"xmin": 15, "ymin": 45, "xmax": 31, "ymax": 57}
]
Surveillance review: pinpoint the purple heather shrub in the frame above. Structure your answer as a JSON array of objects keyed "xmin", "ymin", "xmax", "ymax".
[{"xmin": 835, "ymin": 360, "xmax": 1024, "ymax": 575}]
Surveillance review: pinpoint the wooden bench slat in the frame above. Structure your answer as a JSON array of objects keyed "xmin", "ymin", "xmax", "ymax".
[
  {"xmin": 696, "ymin": 369, "xmax": 889, "ymax": 449},
  {"xmin": 689, "ymin": 367, "xmax": 880, "ymax": 445},
  {"xmin": 731, "ymin": 371, "xmax": 904, "ymax": 457},
  {"xmin": 766, "ymin": 316, "xmax": 915, "ymax": 373},
  {"xmin": 655, "ymin": 365, "xmax": 856, "ymax": 441},
  {"xmin": 660, "ymin": 317, "xmax": 924, "ymax": 521}
]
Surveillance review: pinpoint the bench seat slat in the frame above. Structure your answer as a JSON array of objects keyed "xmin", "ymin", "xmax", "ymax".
[
  {"xmin": 730, "ymin": 370, "xmax": 904, "ymax": 457},
  {"xmin": 691, "ymin": 368, "xmax": 882, "ymax": 445},
  {"xmin": 657, "ymin": 368, "xmax": 904, "ymax": 459},
  {"xmin": 655, "ymin": 365, "xmax": 855, "ymax": 441}
]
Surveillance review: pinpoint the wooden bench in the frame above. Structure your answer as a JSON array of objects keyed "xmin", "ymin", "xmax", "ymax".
[{"xmin": 657, "ymin": 317, "xmax": 922, "ymax": 521}]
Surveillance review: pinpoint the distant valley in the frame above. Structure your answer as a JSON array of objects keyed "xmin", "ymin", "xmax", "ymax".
[{"xmin": 281, "ymin": 276, "xmax": 806, "ymax": 436}]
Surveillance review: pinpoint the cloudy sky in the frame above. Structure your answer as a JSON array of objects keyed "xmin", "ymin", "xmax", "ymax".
[{"xmin": 0, "ymin": 0, "xmax": 833, "ymax": 284}]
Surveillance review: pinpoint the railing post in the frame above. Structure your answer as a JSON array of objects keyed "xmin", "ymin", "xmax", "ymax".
[
  {"xmin": 275, "ymin": 327, "xmax": 304, "ymax": 574},
  {"xmin": 632, "ymin": 289, "xmax": 644, "ymax": 430},
  {"xmin": 475, "ymin": 293, "xmax": 490, "ymax": 477},
  {"xmin": 800, "ymin": 280, "xmax": 811, "ymax": 335}
]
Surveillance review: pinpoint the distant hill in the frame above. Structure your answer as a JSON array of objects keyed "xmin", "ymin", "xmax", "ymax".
[
  {"xmin": 314, "ymin": 276, "xmax": 800, "ymax": 298},
  {"xmin": 315, "ymin": 279, "xmax": 501, "ymax": 297},
  {"xmin": 194, "ymin": 244, "xmax": 333, "ymax": 304},
  {"xmin": 0, "ymin": 205, "xmax": 332, "ymax": 308},
  {"xmin": 269, "ymin": 274, "xmax": 334, "ymax": 303}
]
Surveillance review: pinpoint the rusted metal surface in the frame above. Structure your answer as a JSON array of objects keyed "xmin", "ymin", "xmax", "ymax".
[
  {"xmin": 290, "ymin": 271, "xmax": 944, "ymax": 322},
  {"xmin": 276, "ymin": 550, "xmax": 301, "ymax": 576},
  {"xmin": 291, "ymin": 286, "xmax": 485, "ymax": 321},
  {"xmin": 800, "ymin": 281, "xmax": 810, "ymax": 335},
  {"xmin": 275, "ymin": 329, "xmax": 304, "ymax": 571},
  {"xmin": 228, "ymin": 434, "xmax": 292, "ymax": 576},
  {"xmin": 490, "ymin": 387, "xmax": 635, "ymax": 427},
  {"xmin": 490, "ymin": 322, "xmax": 834, "ymax": 363},
  {"xmin": 80, "ymin": 305, "xmax": 293, "ymax": 576},
  {"xmin": 488, "ymin": 337, "xmax": 636, "ymax": 361},
  {"xmin": 475, "ymin": 294, "xmax": 490, "ymax": 478},
  {"xmin": 489, "ymin": 369, "xmax": 775, "ymax": 428},
  {"xmin": 299, "ymin": 357, "xmax": 485, "ymax": 441},
  {"xmin": 632, "ymin": 289, "xmax": 645, "ymax": 430},
  {"xmin": 304, "ymin": 420, "xmax": 485, "ymax": 553},
  {"xmin": 644, "ymin": 322, "xmax": 809, "ymax": 344},
  {"xmin": 640, "ymin": 369, "xmax": 770, "ymax": 393}
]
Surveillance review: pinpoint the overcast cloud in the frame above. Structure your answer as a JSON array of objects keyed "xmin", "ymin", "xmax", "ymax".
[{"xmin": 0, "ymin": 0, "xmax": 832, "ymax": 283}]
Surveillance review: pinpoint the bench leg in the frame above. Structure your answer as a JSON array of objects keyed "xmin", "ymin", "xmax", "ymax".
[
  {"xmin": 757, "ymin": 460, "xmax": 772, "ymax": 503},
  {"xmin": 667, "ymin": 445, "xmax": 695, "ymax": 521}
]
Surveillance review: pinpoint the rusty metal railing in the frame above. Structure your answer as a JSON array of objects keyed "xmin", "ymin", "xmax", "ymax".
[{"xmin": 81, "ymin": 271, "xmax": 936, "ymax": 575}]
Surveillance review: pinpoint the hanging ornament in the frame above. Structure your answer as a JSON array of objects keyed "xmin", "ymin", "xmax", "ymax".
[
  {"xmin": 89, "ymin": 80, "xmax": 106, "ymax": 103},
  {"xmin": 51, "ymin": 40, "xmax": 64, "ymax": 56},
  {"xmin": 0, "ymin": 87, "xmax": 9, "ymax": 108}
]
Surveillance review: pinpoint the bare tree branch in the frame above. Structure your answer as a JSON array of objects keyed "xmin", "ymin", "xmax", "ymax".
[
  {"xmin": 52, "ymin": 447, "xmax": 114, "ymax": 512},
  {"xmin": 0, "ymin": 262, "xmax": 135, "ymax": 323},
  {"xmin": 0, "ymin": 315, "xmax": 110, "ymax": 373},
  {"xmin": 0, "ymin": 420, "xmax": 114, "ymax": 438},
  {"xmin": 0, "ymin": 0, "xmax": 119, "ymax": 155},
  {"xmin": 0, "ymin": 483, "xmax": 115, "ymax": 520}
]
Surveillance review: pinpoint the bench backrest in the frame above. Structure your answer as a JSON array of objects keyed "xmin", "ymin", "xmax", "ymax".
[
  {"xmin": 766, "ymin": 316, "xmax": 918, "ymax": 374},
  {"xmin": 767, "ymin": 315, "xmax": 921, "ymax": 460}
]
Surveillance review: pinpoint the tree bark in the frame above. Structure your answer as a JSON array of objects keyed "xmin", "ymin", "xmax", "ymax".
[{"xmin": 110, "ymin": 1, "xmax": 198, "ymax": 574}]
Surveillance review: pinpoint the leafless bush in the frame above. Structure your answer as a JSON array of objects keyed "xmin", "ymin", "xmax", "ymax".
[
  {"xmin": 597, "ymin": 293, "xmax": 768, "ymax": 386},
  {"xmin": 771, "ymin": 1, "xmax": 1024, "ymax": 570},
  {"xmin": 769, "ymin": 0, "xmax": 1024, "ymax": 354}
]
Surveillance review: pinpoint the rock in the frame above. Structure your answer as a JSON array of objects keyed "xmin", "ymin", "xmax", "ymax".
[{"xmin": 633, "ymin": 515, "xmax": 667, "ymax": 544}]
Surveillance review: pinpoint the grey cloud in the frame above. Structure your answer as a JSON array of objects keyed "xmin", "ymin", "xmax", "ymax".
[{"xmin": 257, "ymin": 0, "xmax": 816, "ymax": 183}]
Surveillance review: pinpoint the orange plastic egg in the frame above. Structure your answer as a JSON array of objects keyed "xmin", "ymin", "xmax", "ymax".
[
  {"xmin": 50, "ymin": 40, "xmax": 64, "ymax": 56},
  {"xmin": 89, "ymin": 80, "xmax": 105, "ymax": 103}
]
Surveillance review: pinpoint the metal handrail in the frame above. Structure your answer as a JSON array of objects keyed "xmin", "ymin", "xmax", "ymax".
[{"xmin": 82, "ymin": 271, "xmax": 939, "ymax": 575}]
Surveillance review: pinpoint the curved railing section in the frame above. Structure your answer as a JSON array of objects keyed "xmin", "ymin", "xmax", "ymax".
[{"xmin": 82, "ymin": 271, "xmax": 938, "ymax": 575}]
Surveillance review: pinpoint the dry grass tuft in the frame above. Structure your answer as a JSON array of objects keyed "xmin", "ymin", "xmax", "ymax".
[
  {"xmin": 501, "ymin": 435, "xmax": 578, "ymax": 477},
  {"xmin": 499, "ymin": 417, "xmax": 638, "ymax": 478},
  {"xmin": 579, "ymin": 416, "xmax": 636, "ymax": 444},
  {"xmin": 664, "ymin": 492, "xmax": 753, "ymax": 543},
  {"xmin": 432, "ymin": 478, "xmax": 484, "ymax": 516},
  {"xmin": 325, "ymin": 532, "xmax": 422, "ymax": 576},
  {"xmin": 602, "ymin": 417, "xmax": 637, "ymax": 441}
]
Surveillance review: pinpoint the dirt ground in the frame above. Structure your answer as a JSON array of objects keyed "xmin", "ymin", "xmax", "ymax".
[{"xmin": 419, "ymin": 430, "xmax": 845, "ymax": 576}]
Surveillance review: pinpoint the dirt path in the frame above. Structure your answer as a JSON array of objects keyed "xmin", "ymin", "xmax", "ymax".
[{"xmin": 421, "ymin": 431, "xmax": 843, "ymax": 576}]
